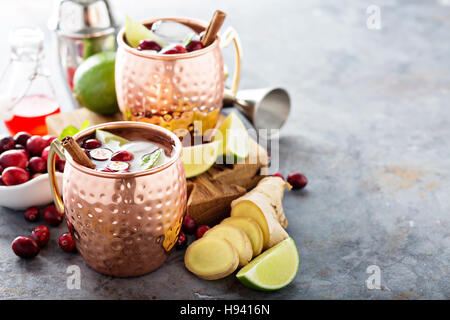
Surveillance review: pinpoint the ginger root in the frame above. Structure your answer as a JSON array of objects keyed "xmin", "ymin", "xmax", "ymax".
[
  {"xmin": 184, "ymin": 237, "xmax": 239, "ymax": 280},
  {"xmin": 231, "ymin": 176, "xmax": 290, "ymax": 249}
]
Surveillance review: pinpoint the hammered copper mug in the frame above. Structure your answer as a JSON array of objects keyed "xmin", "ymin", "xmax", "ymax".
[
  {"xmin": 115, "ymin": 17, "xmax": 242, "ymax": 135},
  {"xmin": 47, "ymin": 121, "xmax": 187, "ymax": 277}
]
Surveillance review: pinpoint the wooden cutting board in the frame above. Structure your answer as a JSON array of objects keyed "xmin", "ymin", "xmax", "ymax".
[{"xmin": 46, "ymin": 108, "xmax": 268, "ymax": 225}]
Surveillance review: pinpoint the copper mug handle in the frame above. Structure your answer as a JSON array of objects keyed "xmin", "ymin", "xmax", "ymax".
[
  {"xmin": 47, "ymin": 139, "xmax": 66, "ymax": 214},
  {"xmin": 220, "ymin": 26, "xmax": 242, "ymax": 95}
]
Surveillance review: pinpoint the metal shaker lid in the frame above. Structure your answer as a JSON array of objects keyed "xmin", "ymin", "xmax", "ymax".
[{"xmin": 48, "ymin": 0, "xmax": 118, "ymax": 39}]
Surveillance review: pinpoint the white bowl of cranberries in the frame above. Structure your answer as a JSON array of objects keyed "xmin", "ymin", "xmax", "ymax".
[{"xmin": 0, "ymin": 132, "xmax": 63, "ymax": 210}]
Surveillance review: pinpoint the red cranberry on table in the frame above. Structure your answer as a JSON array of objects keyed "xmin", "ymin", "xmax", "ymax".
[
  {"xmin": 14, "ymin": 144, "xmax": 26, "ymax": 151},
  {"xmin": 13, "ymin": 132, "xmax": 31, "ymax": 147},
  {"xmin": 0, "ymin": 135, "xmax": 15, "ymax": 153},
  {"xmin": 43, "ymin": 205, "xmax": 63, "ymax": 226},
  {"xmin": 137, "ymin": 39, "xmax": 162, "ymax": 51},
  {"xmin": 26, "ymin": 135, "xmax": 47, "ymax": 156},
  {"xmin": 42, "ymin": 135, "xmax": 56, "ymax": 147},
  {"xmin": 176, "ymin": 231, "xmax": 188, "ymax": 250},
  {"xmin": 24, "ymin": 207, "xmax": 40, "ymax": 222},
  {"xmin": 59, "ymin": 232, "xmax": 76, "ymax": 252},
  {"xmin": 273, "ymin": 172, "xmax": 285, "ymax": 180},
  {"xmin": 186, "ymin": 40, "xmax": 204, "ymax": 52},
  {"xmin": 287, "ymin": 172, "xmax": 308, "ymax": 190},
  {"xmin": 11, "ymin": 236, "xmax": 40, "ymax": 258},
  {"xmin": 31, "ymin": 225, "xmax": 50, "ymax": 247},
  {"xmin": 182, "ymin": 215, "xmax": 197, "ymax": 235},
  {"xmin": 28, "ymin": 157, "xmax": 46, "ymax": 173},
  {"xmin": 1, "ymin": 167, "xmax": 30, "ymax": 185},
  {"xmin": 195, "ymin": 225, "xmax": 210, "ymax": 239},
  {"xmin": 83, "ymin": 138, "xmax": 102, "ymax": 150},
  {"xmin": 0, "ymin": 149, "xmax": 29, "ymax": 169},
  {"xmin": 162, "ymin": 45, "xmax": 187, "ymax": 55},
  {"xmin": 111, "ymin": 150, "xmax": 134, "ymax": 162},
  {"xmin": 0, "ymin": 164, "xmax": 3, "ymax": 174}
]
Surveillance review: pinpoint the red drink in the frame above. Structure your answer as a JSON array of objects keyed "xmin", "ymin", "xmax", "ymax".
[{"xmin": 4, "ymin": 94, "xmax": 60, "ymax": 136}]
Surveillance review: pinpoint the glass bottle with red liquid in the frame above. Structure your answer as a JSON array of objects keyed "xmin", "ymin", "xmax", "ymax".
[{"xmin": 0, "ymin": 27, "xmax": 60, "ymax": 136}]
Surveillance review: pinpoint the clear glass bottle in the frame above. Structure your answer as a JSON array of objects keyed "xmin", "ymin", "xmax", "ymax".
[{"xmin": 0, "ymin": 27, "xmax": 60, "ymax": 136}]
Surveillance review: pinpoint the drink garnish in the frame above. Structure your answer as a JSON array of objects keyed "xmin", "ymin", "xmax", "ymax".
[
  {"xmin": 89, "ymin": 148, "xmax": 113, "ymax": 161},
  {"xmin": 141, "ymin": 148, "xmax": 162, "ymax": 169},
  {"xmin": 107, "ymin": 161, "xmax": 130, "ymax": 172}
]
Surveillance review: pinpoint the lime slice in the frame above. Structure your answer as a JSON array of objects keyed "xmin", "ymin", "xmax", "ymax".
[
  {"xmin": 213, "ymin": 112, "xmax": 249, "ymax": 160},
  {"xmin": 124, "ymin": 16, "xmax": 166, "ymax": 48},
  {"xmin": 182, "ymin": 141, "xmax": 220, "ymax": 178},
  {"xmin": 95, "ymin": 129, "xmax": 129, "ymax": 150},
  {"xmin": 236, "ymin": 238, "xmax": 299, "ymax": 291}
]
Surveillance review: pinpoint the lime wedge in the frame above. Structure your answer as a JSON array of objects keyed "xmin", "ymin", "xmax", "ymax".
[
  {"xmin": 124, "ymin": 16, "xmax": 166, "ymax": 48},
  {"xmin": 95, "ymin": 129, "xmax": 129, "ymax": 148},
  {"xmin": 213, "ymin": 112, "xmax": 249, "ymax": 160},
  {"xmin": 182, "ymin": 141, "xmax": 220, "ymax": 178},
  {"xmin": 236, "ymin": 238, "xmax": 299, "ymax": 291}
]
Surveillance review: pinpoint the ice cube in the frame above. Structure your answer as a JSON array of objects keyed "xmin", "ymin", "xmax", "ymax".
[{"xmin": 151, "ymin": 20, "xmax": 198, "ymax": 44}]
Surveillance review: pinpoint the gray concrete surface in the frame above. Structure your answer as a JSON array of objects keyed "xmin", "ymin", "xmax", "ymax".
[{"xmin": 0, "ymin": 0, "xmax": 449, "ymax": 299}]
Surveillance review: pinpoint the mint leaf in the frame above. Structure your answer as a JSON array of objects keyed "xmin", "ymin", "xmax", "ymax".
[
  {"xmin": 59, "ymin": 120, "xmax": 90, "ymax": 140},
  {"xmin": 141, "ymin": 149, "xmax": 162, "ymax": 169}
]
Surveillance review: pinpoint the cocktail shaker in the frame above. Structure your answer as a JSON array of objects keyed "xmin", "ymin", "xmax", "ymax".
[{"xmin": 48, "ymin": 0, "xmax": 118, "ymax": 91}]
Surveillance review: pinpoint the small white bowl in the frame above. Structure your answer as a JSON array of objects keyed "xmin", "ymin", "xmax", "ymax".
[{"xmin": 0, "ymin": 172, "xmax": 63, "ymax": 210}]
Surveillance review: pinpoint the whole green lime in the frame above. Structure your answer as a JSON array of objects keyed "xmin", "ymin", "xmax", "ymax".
[{"xmin": 73, "ymin": 51, "xmax": 119, "ymax": 115}]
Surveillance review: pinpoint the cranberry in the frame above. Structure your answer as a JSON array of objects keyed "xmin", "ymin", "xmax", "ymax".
[
  {"xmin": 162, "ymin": 44, "xmax": 187, "ymax": 55},
  {"xmin": 31, "ymin": 225, "xmax": 50, "ymax": 247},
  {"xmin": 11, "ymin": 236, "xmax": 40, "ymax": 258},
  {"xmin": 13, "ymin": 132, "xmax": 31, "ymax": 146},
  {"xmin": 42, "ymin": 135, "xmax": 56, "ymax": 146},
  {"xmin": 59, "ymin": 232, "xmax": 76, "ymax": 252},
  {"xmin": 31, "ymin": 173, "xmax": 43, "ymax": 179},
  {"xmin": 273, "ymin": 172, "xmax": 285, "ymax": 180},
  {"xmin": 1, "ymin": 167, "xmax": 29, "ymax": 185},
  {"xmin": 186, "ymin": 40, "xmax": 204, "ymax": 52},
  {"xmin": 0, "ymin": 165, "xmax": 3, "ymax": 174},
  {"xmin": 111, "ymin": 150, "xmax": 134, "ymax": 162},
  {"xmin": 287, "ymin": 172, "xmax": 308, "ymax": 190},
  {"xmin": 83, "ymin": 138, "xmax": 102, "ymax": 149},
  {"xmin": 0, "ymin": 135, "xmax": 15, "ymax": 153},
  {"xmin": 28, "ymin": 157, "xmax": 46, "ymax": 173},
  {"xmin": 26, "ymin": 136, "xmax": 47, "ymax": 156},
  {"xmin": 56, "ymin": 160, "xmax": 66, "ymax": 172},
  {"xmin": 15, "ymin": 144, "xmax": 26, "ymax": 150},
  {"xmin": 0, "ymin": 149, "xmax": 28, "ymax": 169},
  {"xmin": 137, "ymin": 39, "xmax": 162, "ymax": 51},
  {"xmin": 0, "ymin": 178, "xmax": 4, "ymax": 186},
  {"xmin": 176, "ymin": 231, "xmax": 187, "ymax": 250},
  {"xmin": 43, "ymin": 205, "xmax": 63, "ymax": 226},
  {"xmin": 25, "ymin": 207, "xmax": 40, "ymax": 222},
  {"xmin": 195, "ymin": 225, "xmax": 210, "ymax": 239},
  {"xmin": 182, "ymin": 215, "xmax": 197, "ymax": 235},
  {"xmin": 89, "ymin": 148, "xmax": 112, "ymax": 161}
]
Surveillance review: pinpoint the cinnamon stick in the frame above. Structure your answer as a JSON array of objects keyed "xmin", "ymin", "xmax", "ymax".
[
  {"xmin": 201, "ymin": 10, "xmax": 226, "ymax": 47},
  {"xmin": 61, "ymin": 136, "xmax": 96, "ymax": 169}
]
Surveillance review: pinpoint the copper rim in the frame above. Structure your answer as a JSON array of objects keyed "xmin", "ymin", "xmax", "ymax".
[
  {"xmin": 116, "ymin": 16, "xmax": 221, "ymax": 60},
  {"xmin": 70, "ymin": 121, "xmax": 182, "ymax": 179}
]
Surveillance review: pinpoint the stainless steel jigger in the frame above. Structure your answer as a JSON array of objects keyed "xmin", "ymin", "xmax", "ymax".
[{"xmin": 223, "ymin": 87, "xmax": 291, "ymax": 138}]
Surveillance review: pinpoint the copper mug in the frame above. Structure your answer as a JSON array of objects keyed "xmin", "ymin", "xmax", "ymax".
[
  {"xmin": 115, "ymin": 17, "xmax": 242, "ymax": 135},
  {"xmin": 47, "ymin": 121, "xmax": 187, "ymax": 277}
]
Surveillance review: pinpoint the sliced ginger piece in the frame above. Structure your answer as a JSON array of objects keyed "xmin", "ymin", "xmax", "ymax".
[
  {"xmin": 204, "ymin": 224, "xmax": 253, "ymax": 267},
  {"xmin": 231, "ymin": 177, "xmax": 290, "ymax": 249},
  {"xmin": 184, "ymin": 237, "xmax": 239, "ymax": 280},
  {"xmin": 221, "ymin": 216, "xmax": 263, "ymax": 257}
]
